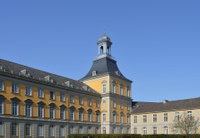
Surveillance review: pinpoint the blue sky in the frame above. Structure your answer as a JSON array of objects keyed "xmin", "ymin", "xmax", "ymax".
[{"xmin": 0, "ymin": 0, "xmax": 200, "ymax": 102}]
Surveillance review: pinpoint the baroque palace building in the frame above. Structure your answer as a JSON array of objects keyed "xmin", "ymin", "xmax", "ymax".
[{"xmin": 0, "ymin": 35, "xmax": 200, "ymax": 138}]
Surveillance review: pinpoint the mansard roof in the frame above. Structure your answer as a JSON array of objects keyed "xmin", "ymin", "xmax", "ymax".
[
  {"xmin": 132, "ymin": 97, "xmax": 200, "ymax": 114},
  {"xmin": 81, "ymin": 56, "xmax": 131, "ymax": 82},
  {"xmin": 0, "ymin": 59, "xmax": 99, "ymax": 96}
]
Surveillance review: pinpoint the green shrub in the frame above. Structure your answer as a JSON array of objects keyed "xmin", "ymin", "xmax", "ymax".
[{"xmin": 68, "ymin": 134, "xmax": 200, "ymax": 138}]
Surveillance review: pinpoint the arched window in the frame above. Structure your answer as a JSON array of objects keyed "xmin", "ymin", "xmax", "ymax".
[
  {"xmin": 60, "ymin": 105, "xmax": 66, "ymax": 120},
  {"xmin": 69, "ymin": 106, "xmax": 75, "ymax": 121},
  {"xmin": 120, "ymin": 112, "xmax": 124, "ymax": 123},
  {"xmin": 96, "ymin": 110, "xmax": 100, "ymax": 122},
  {"xmin": 49, "ymin": 103, "xmax": 56, "ymax": 119},
  {"xmin": 78, "ymin": 108, "xmax": 84, "ymax": 121},
  {"xmin": 24, "ymin": 99, "xmax": 33, "ymax": 117},
  {"xmin": 88, "ymin": 109, "xmax": 92, "ymax": 122},
  {"xmin": 113, "ymin": 111, "xmax": 116, "ymax": 123},
  {"xmin": 100, "ymin": 46, "xmax": 103, "ymax": 54}
]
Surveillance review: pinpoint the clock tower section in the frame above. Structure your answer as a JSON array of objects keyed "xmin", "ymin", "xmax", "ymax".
[{"xmin": 81, "ymin": 35, "xmax": 132, "ymax": 134}]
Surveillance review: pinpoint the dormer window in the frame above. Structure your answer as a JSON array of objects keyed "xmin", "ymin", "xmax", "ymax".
[
  {"xmin": 44, "ymin": 75, "xmax": 54, "ymax": 83},
  {"xmin": 92, "ymin": 71, "xmax": 97, "ymax": 76},
  {"xmin": 115, "ymin": 71, "xmax": 120, "ymax": 76},
  {"xmin": 0, "ymin": 65, "xmax": 5, "ymax": 71},
  {"xmin": 20, "ymin": 69, "xmax": 31, "ymax": 77},
  {"xmin": 64, "ymin": 81, "xmax": 70, "ymax": 87}
]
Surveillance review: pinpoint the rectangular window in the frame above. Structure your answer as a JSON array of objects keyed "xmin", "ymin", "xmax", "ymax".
[
  {"xmin": 96, "ymin": 100, "xmax": 100, "ymax": 107},
  {"xmin": 0, "ymin": 101, "xmax": 4, "ymax": 115},
  {"xmin": 175, "ymin": 112, "xmax": 179, "ymax": 121},
  {"xmin": 70, "ymin": 96, "xmax": 74, "ymax": 103},
  {"xmin": 25, "ymin": 86, "xmax": 32, "ymax": 96},
  {"xmin": 134, "ymin": 116, "xmax": 137, "ymax": 123},
  {"xmin": 69, "ymin": 126, "xmax": 74, "ymax": 134},
  {"xmin": 126, "ymin": 87, "xmax": 130, "ymax": 97},
  {"xmin": 127, "ymin": 115, "xmax": 130, "ymax": 123},
  {"xmin": 60, "ymin": 126, "xmax": 65, "ymax": 137},
  {"xmin": 38, "ymin": 106, "xmax": 44, "ymax": 118},
  {"xmin": 79, "ymin": 110, "xmax": 83, "ymax": 121},
  {"xmin": 11, "ymin": 123, "xmax": 18, "ymax": 136},
  {"xmin": 0, "ymin": 81, "xmax": 4, "ymax": 91},
  {"xmin": 25, "ymin": 124, "xmax": 31, "ymax": 136},
  {"xmin": 12, "ymin": 83, "xmax": 19, "ymax": 93},
  {"xmin": 113, "ymin": 101, "xmax": 116, "ymax": 108},
  {"xmin": 103, "ymin": 114, "xmax": 106, "ymax": 122},
  {"xmin": 88, "ymin": 111, "xmax": 92, "ymax": 122},
  {"xmin": 120, "ymin": 102, "xmax": 123, "ymax": 109},
  {"xmin": 134, "ymin": 127, "xmax": 137, "ymax": 134},
  {"xmin": 188, "ymin": 111, "xmax": 192, "ymax": 118},
  {"xmin": 60, "ymin": 94, "xmax": 65, "ymax": 102},
  {"xmin": 79, "ymin": 97, "xmax": 83, "ymax": 105},
  {"xmin": 25, "ymin": 104, "xmax": 32, "ymax": 117},
  {"xmin": 164, "ymin": 113, "xmax": 168, "ymax": 122},
  {"xmin": 50, "ymin": 91, "xmax": 55, "ymax": 100},
  {"xmin": 38, "ymin": 89, "xmax": 44, "ymax": 98},
  {"xmin": 49, "ymin": 125, "xmax": 55, "ymax": 137},
  {"xmin": 102, "ymin": 100, "xmax": 106, "ymax": 107},
  {"xmin": 102, "ymin": 83, "xmax": 106, "ymax": 93},
  {"xmin": 88, "ymin": 98, "xmax": 92, "ymax": 106},
  {"xmin": 38, "ymin": 125, "xmax": 44, "ymax": 137},
  {"xmin": 12, "ymin": 102, "xmax": 19, "ymax": 116},
  {"xmin": 120, "ymin": 85, "xmax": 123, "ymax": 95},
  {"xmin": 153, "ymin": 114, "xmax": 157, "ymax": 123},
  {"xmin": 153, "ymin": 127, "xmax": 157, "ymax": 134},
  {"xmin": 143, "ymin": 115, "xmax": 147, "ymax": 123},
  {"xmin": 112, "ymin": 83, "xmax": 116, "ymax": 93},
  {"xmin": 0, "ymin": 122, "xmax": 4, "ymax": 136}
]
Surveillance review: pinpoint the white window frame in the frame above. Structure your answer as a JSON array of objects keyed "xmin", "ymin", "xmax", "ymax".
[
  {"xmin": 88, "ymin": 98, "xmax": 92, "ymax": 106},
  {"xmin": 113, "ymin": 101, "xmax": 116, "ymax": 108},
  {"xmin": 25, "ymin": 124, "xmax": 31, "ymax": 136},
  {"xmin": 120, "ymin": 85, "xmax": 123, "ymax": 95},
  {"xmin": 60, "ymin": 93, "xmax": 65, "ymax": 102},
  {"xmin": 0, "ymin": 101, "xmax": 4, "ymax": 115},
  {"xmin": 50, "ymin": 107, "xmax": 55, "ymax": 119},
  {"xmin": 164, "ymin": 113, "xmax": 168, "ymax": 122},
  {"xmin": 38, "ymin": 89, "xmax": 44, "ymax": 98},
  {"xmin": 0, "ymin": 122, "xmax": 4, "ymax": 136},
  {"xmin": 60, "ymin": 126, "xmax": 65, "ymax": 137},
  {"xmin": 60, "ymin": 108, "xmax": 66, "ymax": 120},
  {"xmin": 38, "ymin": 106, "xmax": 44, "ymax": 118},
  {"xmin": 143, "ymin": 115, "xmax": 147, "ymax": 123},
  {"xmin": 38, "ymin": 125, "xmax": 44, "ymax": 137},
  {"xmin": 50, "ymin": 91, "xmax": 55, "ymax": 100},
  {"xmin": 134, "ymin": 116, "xmax": 137, "ymax": 123},
  {"xmin": 0, "ymin": 81, "xmax": 4, "ymax": 91},
  {"xmin": 69, "ymin": 108, "xmax": 75, "ymax": 121},
  {"xmin": 25, "ymin": 103, "xmax": 32, "ymax": 117},
  {"xmin": 79, "ymin": 97, "xmax": 83, "ymax": 105},
  {"xmin": 102, "ymin": 83, "xmax": 106, "ymax": 93},
  {"xmin": 12, "ymin": 83, "xmax": 19, "ymax": 93},
  {"xmin": 102, "ymin": 100, "xmax": 106, "ymax": 107},
  {"xmin": 11, "ymin": 123, "xmax": 18, "ymax": 136},
  {"xmin": 79, "ymin": 109, "xmax": 84, "ymax": 121},
  {"xmin": 103, "ymin": 113, "xmax": 106, "ymax": 122},
  {"xmin": 25, "ymin": 86, "xmax": 32, "ymax": 96},
  {"xmin": 12, "ymin": 102, "xmax": 19, "ymax": 116},
  {"xmin": 70, "ymin": 96, "xmax": 74, "ymax": 103},
  {"xmin": 49, "ymin": 125, "xmax": 55, "ymax": 137}
]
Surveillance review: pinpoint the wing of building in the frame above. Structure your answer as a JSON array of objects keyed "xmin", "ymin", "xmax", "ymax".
[
  {"xmin": 0, "ymin": 35, "xmax": 132, "ymax": 138},
  {"xmin": 131, "ymin": 98, "xmax": 200, "ymax": 134},
  {"xmin": 0, "ymin": 35, "xmax": 199, "ymax": 138}
]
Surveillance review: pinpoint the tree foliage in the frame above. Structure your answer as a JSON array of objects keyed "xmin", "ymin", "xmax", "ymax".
[{"xmin": 172, "ymin": 113, "xmax": 199, "ymax": 134}]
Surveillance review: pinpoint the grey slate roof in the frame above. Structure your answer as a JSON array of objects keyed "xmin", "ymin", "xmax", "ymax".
[
  {"xmin": 0, "ymin": 59, "xmax": 99, "ymax": 95},
  {"xmin": 81, "ymin": 56, "xmax": 131, "ymax": 82},
  {"xmin": 132, "ymin": 97, "xmax": 200, "ymax": 114}
]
